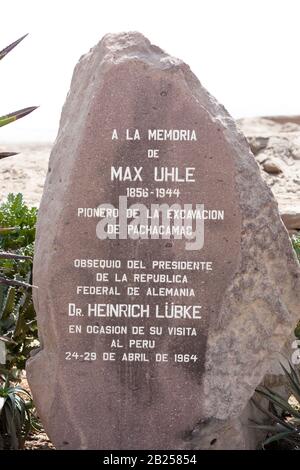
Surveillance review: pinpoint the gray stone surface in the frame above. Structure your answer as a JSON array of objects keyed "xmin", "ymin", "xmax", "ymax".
[
  {"xmin": 239, "ymin": 117, "xmax": 300, "ymax": 232},
  {"xmin": 27, "ymin": 32, "xmax": 300, "ymax": 450}
]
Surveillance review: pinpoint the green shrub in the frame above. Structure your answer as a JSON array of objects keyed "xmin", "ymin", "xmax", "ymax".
[
  {"xmin": 0, "ymin": 194, "xmax": 38, "ymax": 448},
  {"xmin": 0, "ymin": 193, "xmax": 37, "ymax": 250},
  {"xmin": 0, "ymin": 193, "xmax": 36, "ymax": 281},
  {"xmin": 0, "ymin": 194, "xmax": 38, "ymax": 376}
]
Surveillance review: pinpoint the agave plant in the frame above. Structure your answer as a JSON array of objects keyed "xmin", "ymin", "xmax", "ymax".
[
  {"xmin": 0, "ymin": 283, "xmax": 37, "ymax": 375},
  {"xmin": 0, "ymin": 36, "xmax": 38, "ymax": 450},
  {"xmin": 0, "ymin": 194, "xmax": 38, "ymax": 377},
  {"xmin": 0, "ymin": 34, "xmax": 37, "ymax": 290},
  {"xmin": 0, "ymin": 374, "xmax": 34, "ymax": 449},
  {"xmin": 252, "ymin": 361, "xmax": 300, "ymax": 449}
]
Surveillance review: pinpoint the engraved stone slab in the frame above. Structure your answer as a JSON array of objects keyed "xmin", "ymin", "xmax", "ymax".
[{"xmin": 27, "ymin": 32, "xmax": 300, "ymax": 450}]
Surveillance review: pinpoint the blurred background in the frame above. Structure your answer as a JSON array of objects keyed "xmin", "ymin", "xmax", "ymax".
[{"xmin": 1, "ymin": 0, "xmax": 299, "ymax": 142}]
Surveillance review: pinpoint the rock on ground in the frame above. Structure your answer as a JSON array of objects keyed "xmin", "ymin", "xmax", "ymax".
[
  {"xmin": 238, "ymin": 117, "xmax": 300, "ymax": 233},
  {"xmin": 26, "ymin": 31, "xmax": 300, "ymax": 450}
]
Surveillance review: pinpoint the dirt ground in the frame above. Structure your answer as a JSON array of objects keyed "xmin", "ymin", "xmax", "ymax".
[
  {"xmin": 20, "ymin": 376, "xmax": 54, "ymax": 450},
  {"xmin": 24, "ymin": 431, "xmax": 54, "ymax": 450}
]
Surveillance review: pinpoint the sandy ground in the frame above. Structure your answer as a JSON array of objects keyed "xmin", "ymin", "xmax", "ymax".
[
  {"xmin": 0, "ymin": 142, "xmax": 51, "ymax": 207},
  {"xmin": 238, "ymin": 117, "xmax": 300, "ymax": 231},
  {"xmin": 19, "ymin": 376, "xmax": 54, "ymax": 450}
]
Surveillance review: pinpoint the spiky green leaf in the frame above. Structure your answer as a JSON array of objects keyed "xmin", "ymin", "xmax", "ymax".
[
  {"xmin": 0, "ymin": 152, "xmax": 18, "ymax": 160},
  {"xmin": 262, "ymin": 430, "xmax": 298, "ymax": 448},
  {"xmin": 0, "ymin": 277, "xmax": 32, "ymax": 289},
  {"xmin": 251, "ymin": 397, "xmax": 295, "ymax": 430},
  {"xmin": 0, "ymin": 34, "xmax": 28, "ymax": 61},
  {"xmin": 0, "ymin": 227, "xmax": 18, "ymax": 234},
  {"xmin": 0, "ymin": 252, "xmax": 31, "ymax": 260},
  {"xmin": 279, "ymin": 361, "xmax": 300, "ymax": 404},
  {"xmin": 0, "ymin": 287, "xmax": 16, "ymax": 321},
  {"xmin": 0, "ymin": 107, "xmax": 38, "ymax": 128},
  {"xmin": 0, "ymin": 335, "xmax": 16, "ymax": 344}
]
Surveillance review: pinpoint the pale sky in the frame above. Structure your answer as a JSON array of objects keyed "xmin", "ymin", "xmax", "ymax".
[{"xmin": 1, "ymin": 0, "xmax": 299, "ymax": 141}]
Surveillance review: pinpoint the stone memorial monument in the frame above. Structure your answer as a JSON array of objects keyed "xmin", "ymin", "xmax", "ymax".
[{"xmin": 27, "ymin": 32, "xmax": 300, "ymax": 450}]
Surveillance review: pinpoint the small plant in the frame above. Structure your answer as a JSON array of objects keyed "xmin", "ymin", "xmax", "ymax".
[
  {"xmin": 252, "ymin": 361, "xmax": 300, "ymax": 449},
  {"xmin": 292, "ymin": 234, "xmax": 300, "ymax": 263},
  {"xmin": 0, "ymin": 193, "xmax": 36, "ymax": 250},
  {"xmin": 0, "ymin": 374, "xmax": 34, "ymax": 449}
]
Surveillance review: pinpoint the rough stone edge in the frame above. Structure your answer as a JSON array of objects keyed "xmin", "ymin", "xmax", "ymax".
[{"xmin": 27, "ymin": 32, "xmax": 300, "ymax": 449}]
